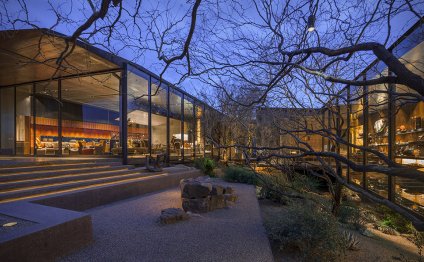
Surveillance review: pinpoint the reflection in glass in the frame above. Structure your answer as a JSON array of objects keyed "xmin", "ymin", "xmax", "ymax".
[
  {"xmin": 16, "ymin": 85, "xmax": 33, "ymax": 155},
  {"xmin": 127, "ymin": 70, "xmax": 150, "ymax": 157}
]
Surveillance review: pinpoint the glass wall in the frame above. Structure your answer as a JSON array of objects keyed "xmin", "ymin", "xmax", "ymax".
[
  {"xmin": 151, "ymin": 79, "xmax": 167, "ymax": 155},
  {"xmin": 0, "ymin": 87, "xmax": 15, "ymax": 155},
  {"xmin": 183, "ymin": 96, "xmax": 195, "ymax": 161},
  {"xmin": 169, "ymin": 90, "xmax": 183, "ymax": 161},
  {"xmin": 392, "ymin": 26, "xmax": 424, "ymax": 216},
  {"xmin": 34, "ymin": 81, "xmax": 59, "ymax": 156},
  {"xmin": 195, "ymin": 103, "xmax": 205, "ymax": 158},
  {"xmin": 349, "ymin": 85, "xmax": 365, "ymax": 186},
  {"xmin": 61, "ymin": 73, "xmax": 120, "ymax": 156},
  {"xmin": 16, "ymin": 85, "xmax": 33, "ymax": 155},
  {"xmin": 127, "ymin": 68, "xmax": 150, "ymax": 158}
]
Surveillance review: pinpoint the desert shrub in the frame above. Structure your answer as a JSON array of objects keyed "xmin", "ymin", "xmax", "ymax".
[
  {"xmin": 338, "ymin": 201, "xmax": 365, "ymax": 231},
  {"xmin": 264, "ymin": 203, "xmax": 347, "ymax": 261},
  {"xmin": 194, "ymin": 157, "xmax": 216, "ymax": 176},
  {"xmin": 378, "ymin": 205, "xmax": 414, "ymax": 234},
  {"xmin": 223, "ymin": 166, "xmax": 258, "ymax": 185}
]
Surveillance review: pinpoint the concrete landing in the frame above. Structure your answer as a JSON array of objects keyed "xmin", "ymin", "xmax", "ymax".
[{"xmin": 59, "ymin": 181, "xmax": 274, "ymax": 262}]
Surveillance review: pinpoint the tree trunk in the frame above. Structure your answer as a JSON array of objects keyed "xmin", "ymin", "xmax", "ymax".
[{"xmin": 332, "ymin": 181, "xmax": 342, "ymax": 216}]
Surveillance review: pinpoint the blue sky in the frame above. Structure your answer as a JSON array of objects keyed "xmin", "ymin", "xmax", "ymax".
[{"xmin": 1, "ymin": 0, "xmax": 423, "ymax": 104}]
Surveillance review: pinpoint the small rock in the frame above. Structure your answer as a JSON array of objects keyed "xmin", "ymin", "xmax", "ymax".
[
  {"xmin": 360, "ymin": 229, "xmax": 375, "ymax": 238},
  {"xmin": 160, "ymin": 208, "xmax": 189, "ymax": 224}
]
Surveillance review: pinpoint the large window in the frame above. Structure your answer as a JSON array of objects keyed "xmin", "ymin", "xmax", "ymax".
[
  {"xmin": 349, "ymin": 85, "xmax": 364, "ymax": 186},
  {"xmin": 151, "ymin": 79, "xmax": 168, "ymax": 155},
  {"xmin": 61, "ymin": 73, "xmax": 120, "ymax": 156},
  {"xmin": 184, "ymin": 96, "xmax": 195, "ymax": 160},
  {"xmin": 366, "ymin": 63, "xmax": 390, "ymax": 198},
  {"xmin": 16, "ymin": 85, "xmax": 33, "ymax": 155},
  {"xmin": 34, "ymin": 81, "xmax": 59, "ymax": 156},
  {"xmin": 169, "ymin": 90, "xmax": 183, "ymax": 161},
  {"xmin": 0, "ymin": 87, "xmax": 15, "ymax": 155},
  {"xmin": 127, "ymin": 68, "xmax": 150, "ymax": 158}
]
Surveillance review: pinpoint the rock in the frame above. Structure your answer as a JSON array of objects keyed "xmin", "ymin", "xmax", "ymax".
[
  {"xmin": 182, "ymin": 198, "xmax": 209, "ymax": 213},
  {"xmin": 209, "ymin": 195, "xmax": 225, "ymax": 211},
  {"xmin": 224, "ymin": 193, "xmax": 237, "ymax": 202},
  {"xmin": 181, "ymin": 182, "xmax": 211, "ymax": 199},
  {"xmin": 224, "ymin": 187, "xmax": 234, "ymax": 194},
  {"xmin": 160, "ymin": 208, "xmax": 189, "ymax": 224},
  {"xmin": 210, "ymin": 185, "xmax": 224, "ymax": 195}
]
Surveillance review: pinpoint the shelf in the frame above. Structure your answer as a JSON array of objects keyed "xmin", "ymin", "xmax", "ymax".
[{"xmin": 396, "ymin": 129, "xmax": 424, "ymax": 135}]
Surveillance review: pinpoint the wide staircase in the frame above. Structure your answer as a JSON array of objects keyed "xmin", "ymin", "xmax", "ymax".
[{"xmin": 0, "ymin": 159, "xmax": 158, "ymax": 204}]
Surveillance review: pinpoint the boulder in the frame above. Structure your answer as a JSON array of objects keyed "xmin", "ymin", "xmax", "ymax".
[
  {"xmin": 182, "ymin": 198, "xmax": 209, "ymax": 213},
  {"xmin": 210, "ymin": 185, "xmax": 224, "ymax": 195},
  {"xmin": 209, "ymin": 195, "xmax": 225, "ymax": 211},
  {"xmin": 224, "ymin": 193, "xmax": 238, "ymax": 203},
  {"xmin": 160, "ymin": 208, "xmax": 189, "ymax": 224},
  {"xmin": 181, "ymin": 182, "xmax": 211, "ymax": 199},
  {"xmin": 224, "ymin": 187, "xmax": 234, "ymax": 194}
]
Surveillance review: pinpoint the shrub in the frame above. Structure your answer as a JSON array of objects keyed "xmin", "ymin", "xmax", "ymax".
[
  {"xmin": 377, "ymin": 205, "xmax": 414, "ymax": 234},
  {"xmin": 338, "ymin": 201, "xmax": 365, "ymax": 231},
  {"xmin": 194, "ymin": 157, "xmax": 216, "ymax": 177},
  {"xmin": 223, "ymin": 166, "xmax": 258, "ymax": 185},
  {"xmin": 264, "ymin": 203, "xmax": 346, "ymax": 261}
]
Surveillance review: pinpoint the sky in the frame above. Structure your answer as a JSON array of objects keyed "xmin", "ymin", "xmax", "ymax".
[{"xmin": 1, "ymin": 0, "xmax": 423, "ymax": 106}]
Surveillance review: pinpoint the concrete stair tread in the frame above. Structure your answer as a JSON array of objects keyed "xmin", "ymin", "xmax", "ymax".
[
  {"xmin": 0, "ymin": 170, "xmax": 171, "ymax": 203},
  {"xmin": 0, "ymin": 165, "xmax": 134, "ymax": 183},
  {"xmin": 0, "ymin": 158, "xmax": 121, "ymax": 168},
  {"xmin": 0, "ymin": 166, "xmax": 145, "ymax": 190},
  {"xmin": 0, "ymin": 162, "xmax": 122, "ymax": 175}
]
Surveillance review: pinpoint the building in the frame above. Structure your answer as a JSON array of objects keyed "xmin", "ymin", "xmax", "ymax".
[
  {"xmin": 254, "ymin": 20, "xmax": 424, "ymax": 220},
  {"xmin": 0, "ymin": 29, "xmax": 221, "ymax": 164}
]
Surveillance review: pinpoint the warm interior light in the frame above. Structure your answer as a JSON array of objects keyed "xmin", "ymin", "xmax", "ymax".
[{"xmin": 307, "ymin": 15, "xmax": 315, "ymax": 32}]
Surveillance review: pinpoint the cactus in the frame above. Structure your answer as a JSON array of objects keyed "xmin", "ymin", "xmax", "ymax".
[{"xmin": 342, "ymin": 231, "xmax": 360, "ymax": 251}]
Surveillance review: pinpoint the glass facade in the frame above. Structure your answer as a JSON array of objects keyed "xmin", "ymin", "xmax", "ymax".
[{"xmin": 0, "ymin": 44, "xmax": 215, "ymax": 164}]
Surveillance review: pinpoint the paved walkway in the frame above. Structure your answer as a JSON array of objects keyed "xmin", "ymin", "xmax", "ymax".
[{"xmin": 59, "ymin": 181, "xmax": 274, "ymax": 262}]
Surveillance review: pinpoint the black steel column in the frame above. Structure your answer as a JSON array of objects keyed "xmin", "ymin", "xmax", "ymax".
[
  {"xmin": 13, "ymin": 87, "xmax": 16, "ymax": 155},
  {"xmin": 120, "ymin": 64, "xmax": 128, "ymax": 165},
  {"xmin": 363, "ymin": 75, "xmax": 369, "ymax": 189},
  {"xmin": 58, "ymin": 80, "xmax": 62, "ymax": 156},
  {"xmin": 387, "ymin": 71, "xmax": 396, "ymax": 201},
  {"xmin": 32, "ymin": 83, "xmax": 37, "ymax": 156},
  {"xmin": 193, "ymin": 102, "xmax": 196, "ymax": 160},
  {"xmin": 346, "ymin": 86, "xmax": 351, "ymax": 183},
  {"xmin": 181, "ymin": 94, "xmax": 185, "ymax": 162},
  {"xmin": 166, "ymin": 84, "xmax": 170, "ymax": 164},
  {"xmin": 148, "ymin": 76, "xmax": 152, "ymax": 157}
]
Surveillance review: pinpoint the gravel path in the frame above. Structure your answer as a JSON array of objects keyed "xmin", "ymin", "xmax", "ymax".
[{"xmin": 59, "ymin": 181, "xmax": 274, "ymax": 262}]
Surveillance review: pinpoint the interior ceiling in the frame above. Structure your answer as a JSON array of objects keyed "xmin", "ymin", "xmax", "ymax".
[{"xmin": 0, "ymin": 29, "xmax": 119, "ymax": 87}]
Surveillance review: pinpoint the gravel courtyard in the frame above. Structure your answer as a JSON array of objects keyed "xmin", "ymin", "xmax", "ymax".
[{"xmin": 59, "ymin": 180, "xmax": 273, "ymax": 262}]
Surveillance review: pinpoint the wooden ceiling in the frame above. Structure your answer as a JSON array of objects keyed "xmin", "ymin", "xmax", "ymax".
[{"xmin": 0, "ymin": 29, "xmax": 119, "ymax": 87}]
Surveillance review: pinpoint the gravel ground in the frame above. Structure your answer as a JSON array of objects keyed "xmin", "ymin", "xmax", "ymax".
[{"xmin": 59, "ymin": 180, "xmax": 274, "ymax": 262}]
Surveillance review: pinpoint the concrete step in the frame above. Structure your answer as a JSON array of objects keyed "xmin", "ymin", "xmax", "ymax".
[
  {"xmin": 0, "ymin": 168, "xmax": 155, "ymax": 203},
  {"xmin": 0, "ymin": 168, "xmax": 156, "ymax": 202},
  {"xmin": 0, "ymin": 166, "xmax": 143, "ymax": 191},
  {"xmin": 0, "ymin": 161, "xmax": 122, "ymax": 175},
  {"xmin": 0, "ymin": 158, "xmax": 121, "ymax": 169},
  {"xmin": 0, "ymin": 164, "xmax": 132, "ymax": 183}
]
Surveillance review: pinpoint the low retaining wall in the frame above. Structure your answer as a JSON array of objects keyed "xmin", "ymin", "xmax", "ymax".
[
  {"xmin": 0, "ymin": 168, "xmax": 202, "ymax": 262},
  {"xmin": 34, "ymin": 169, "xmax": 202, "ymax": 211}
]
